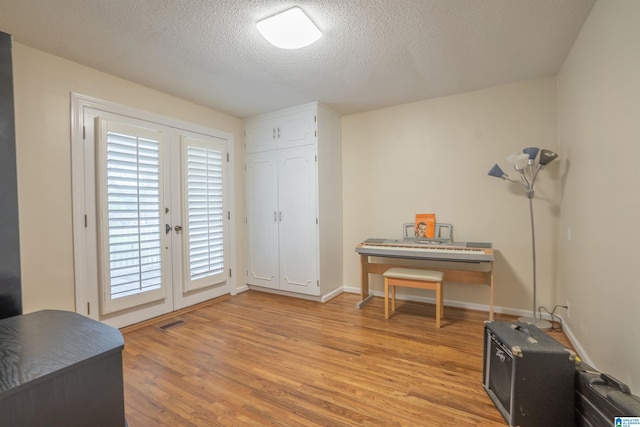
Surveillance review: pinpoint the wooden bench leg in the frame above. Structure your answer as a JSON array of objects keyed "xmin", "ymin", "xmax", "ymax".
[
  {"xmin": 440, "ymin": 284, "xmax": 444, "ymax": 319},
  {"xmin": 391, "ymin": 284, "xmax": 396, "ymax": 313},
  {"xmin": 435, "ymin": 282, "xmax": 441, "ymax": 328},
  {"xmin": 384, "ymin": 277, "xmax": 389, "ymax": 319}
]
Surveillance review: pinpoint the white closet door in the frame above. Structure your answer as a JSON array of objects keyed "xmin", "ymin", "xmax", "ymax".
[
  {"xmin": 277, "ymin": 145, "xmax": 319, "ymax": 295},
  {"xmin": 245, "ymin": 152, "xmax": 279, "ymax": 289},
  {"xmin": 276, "ymin": 108, "xmax": 316, "ymax": 150},
  {"xmin": 244, "ymin": 117, "xmax": 276, "ymax": 153}
]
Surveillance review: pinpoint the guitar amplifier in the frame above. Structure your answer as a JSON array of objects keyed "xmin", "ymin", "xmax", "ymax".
[{"xmin": 483, "ymin": 321, "xmax": 576, "ymax": 426}]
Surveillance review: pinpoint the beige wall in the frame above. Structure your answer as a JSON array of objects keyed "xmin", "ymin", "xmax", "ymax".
[
  {"xmin": 557, "ymin": 0, "xmax": 640, "ymax": 391},
  {"xmin": 12, "ymin": 43, "xmax": 245, "ymax": 313},
  {"xmin": 341, "ymin": 77, "xmax": 559, "ymax": 314}
]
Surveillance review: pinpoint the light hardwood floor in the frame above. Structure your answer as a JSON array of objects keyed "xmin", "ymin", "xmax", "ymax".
[{"xmin": 121, "ymin": 291, "xmax": 571, "ymax": 426}]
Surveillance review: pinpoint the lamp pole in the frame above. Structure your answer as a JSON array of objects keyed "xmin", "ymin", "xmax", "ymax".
[
  {"xmin": 488, "ymin": 148, "xmax": 557, "ymax": 331},
  {"xmin": 517, "ymin": 192, "xmax": 551, "ymax": 330}
]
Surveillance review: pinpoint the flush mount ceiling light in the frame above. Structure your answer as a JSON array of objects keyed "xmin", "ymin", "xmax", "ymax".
[{"xmin": 257, "ymin": 7, "xmax": 322, "ymax": 49}]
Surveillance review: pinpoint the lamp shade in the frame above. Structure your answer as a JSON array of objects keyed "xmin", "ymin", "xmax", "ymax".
[
  {"xmin": 523, "ymin": 147, "xmax": 540, "ymax": 160},
  {"xmin": 488, "ymin": 164, "xmax": 506, "ymax": 179},
  {"xmin": 539, "ymin": 149, "xmax": 558, "ymax": 166},
  {"xmin": 507, "ymin": 153, "xmax": 529, "ymax": 170}
]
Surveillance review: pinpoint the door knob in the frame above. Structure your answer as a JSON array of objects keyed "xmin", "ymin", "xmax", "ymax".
[{"xmin": 174, "ymin": 225, "xmax": 183, "ymax": 233}]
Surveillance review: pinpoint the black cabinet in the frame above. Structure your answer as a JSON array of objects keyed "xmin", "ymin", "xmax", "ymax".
[
  {"xmin": 0, "ymin": 30, "xmax": 21, "ymax": 320},
  {"xmin": 0, "ymin": 310, "xmax": 126, "ymax": 426}
]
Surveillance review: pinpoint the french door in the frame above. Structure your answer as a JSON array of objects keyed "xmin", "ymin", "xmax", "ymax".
[
  {"xmin": 72, "ymin": 95, "xmax": 233, "ymax": 328},
  {"xmin": 96, "ymin": 118, "xmax": 169, "ymax": 315}
]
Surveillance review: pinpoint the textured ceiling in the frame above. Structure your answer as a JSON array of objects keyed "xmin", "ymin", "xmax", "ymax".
[{"xmin": 0, "ymin": 0, "xmax": 595, "ymax": 118}]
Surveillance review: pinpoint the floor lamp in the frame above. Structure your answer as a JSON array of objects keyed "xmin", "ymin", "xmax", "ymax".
[{"xmin": 488, "ymin": 147, "xmax": 558, "ymax": 331}]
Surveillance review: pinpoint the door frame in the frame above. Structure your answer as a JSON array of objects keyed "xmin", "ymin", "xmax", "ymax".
[{"xmin": 71, "ymin": 93, "xmax": 236, "ymax": 328}]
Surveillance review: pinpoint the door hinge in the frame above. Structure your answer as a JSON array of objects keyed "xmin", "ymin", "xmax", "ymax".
[
  {"xmin": 87, "ymin": 302, "xmax": 90, "ymax": 315},
  {"xmin": 83, "ymin": 126, "xmax": 86, "ymax": 139},
  {"xmin": 229, "ymin": 268, "xmax": 232, "ymax": 278},
  {"xmin": 317, "ymin": 280, "xmax": 320, "ymax": 287},
  {"xmin": 314, "ymin": 115, "xmax": 317, "ymax": 122},
  {"xmin": 316, "ymin": 218, "xmax": 319, "ymax": 225},
  {"xmin": 227, "ymin": 152, "xmax": 230, "ymax": 162},
  {"xmin": 84, "ymin": 214, "xmax": 88, "ymax": 228},
  {"xmin": 228, "ymin": 211, "xmax": 231, "ymax": 220}
]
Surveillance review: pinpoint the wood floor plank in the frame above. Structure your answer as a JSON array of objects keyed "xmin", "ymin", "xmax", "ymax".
[{"xmin": 122, "ymin": 291, "xmax": 571, "ymax": 426}]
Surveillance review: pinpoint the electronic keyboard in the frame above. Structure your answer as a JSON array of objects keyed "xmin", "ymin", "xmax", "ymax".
[{"xmin": 356, "ymin": 239, "xmax": 494, "ymax": 263}]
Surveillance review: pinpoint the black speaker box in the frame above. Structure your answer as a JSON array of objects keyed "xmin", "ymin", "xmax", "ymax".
[{"xmin": 483, "ymin": 321, "xmax": 576, "ymax": 426}]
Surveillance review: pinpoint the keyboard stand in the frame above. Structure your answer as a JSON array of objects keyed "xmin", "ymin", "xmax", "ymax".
[
  {"xmin": 355, "ymin": 293, "xmax": 375, "ymax": 309},
  {"xmin": 356, "ymin": 246, "xmax": 495, "ymax": 320}
]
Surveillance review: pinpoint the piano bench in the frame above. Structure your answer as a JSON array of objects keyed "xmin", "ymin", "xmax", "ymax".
[{"xmin": 383, "ymin": 268, "xmax": 445, "ymax": 328}]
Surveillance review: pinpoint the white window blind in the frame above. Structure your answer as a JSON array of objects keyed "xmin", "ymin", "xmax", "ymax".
[
  {"xmin": 182, "ymin": 136, "xmax": 226, "ymax": 291},
  {"xmin": 97, "ymin": 118, "xmax": 166, "ymax": 314}
]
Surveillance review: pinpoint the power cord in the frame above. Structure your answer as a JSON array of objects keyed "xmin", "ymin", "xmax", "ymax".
[{"xmin": 538, "ymin": 305, "xmax": 567, "ymax": 332}]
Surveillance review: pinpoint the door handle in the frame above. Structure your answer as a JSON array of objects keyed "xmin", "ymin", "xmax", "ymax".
[{"xmin": 174, "ymin": 225, "xmax": 183, "ymax": 233}]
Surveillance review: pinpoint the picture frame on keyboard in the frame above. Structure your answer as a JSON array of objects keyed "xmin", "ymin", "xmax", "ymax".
[{"xmin": 414, "ymin": 213, "xmax": 436, "ymax": 238}]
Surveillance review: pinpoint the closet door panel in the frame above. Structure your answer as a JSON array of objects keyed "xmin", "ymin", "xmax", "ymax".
[
  {"xmin": 277, "ymin": 146, "xmax": 318, "ymax": 295},
  {"xmin": 245, "ymin": 117, "xmax": 276, "ymax": 153},
  {"xmin": 276, "ymin": 108, "xmax": 315, "ymax": 150},
  {"xmin": 245, "ymin": 152, "xmax": 279, "ymax": 288}
]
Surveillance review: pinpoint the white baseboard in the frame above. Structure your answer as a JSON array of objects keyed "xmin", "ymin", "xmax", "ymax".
[
  {"xmin": 233, "ymin": 284, "xmax": 249, "ymax": 295},
  {"xmin": 556, "ymin": 315, "xmax": 594, "ymax": 367},
  {"xmin": 244, "ymin": 284, "xmax": 346, "ymax": 302},
  {"xmin": 320, "ymin": 287, "xmax": 344, "ymax": 302}
]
